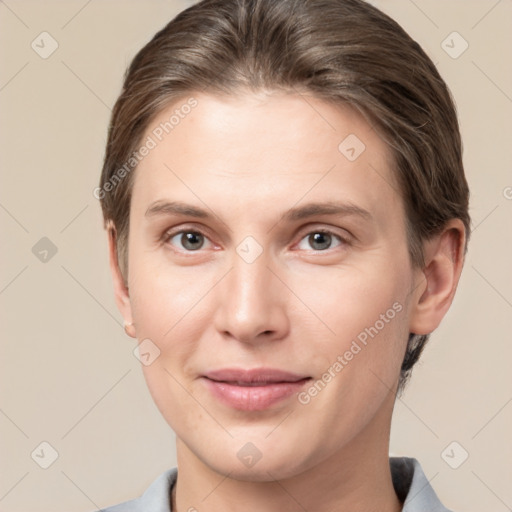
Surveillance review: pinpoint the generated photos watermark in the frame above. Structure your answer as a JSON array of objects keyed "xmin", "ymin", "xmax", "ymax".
[
  {"xmin": 93, "ymin": 97, "xmax": 198, "ymax": 200},
  {"xmin": 298, "ymin": 301, "xmax": 403, "ymax": 405}
]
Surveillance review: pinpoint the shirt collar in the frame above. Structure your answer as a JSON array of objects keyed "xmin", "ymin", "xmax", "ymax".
[{"xmin": 118, "ymin": 457, "xmax": 451, "ymax": 511}]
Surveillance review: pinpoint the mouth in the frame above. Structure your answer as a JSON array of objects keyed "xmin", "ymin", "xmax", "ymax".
[{"xmin": 201, "ymin": 368, "xmax": 312, "ymax": 411}]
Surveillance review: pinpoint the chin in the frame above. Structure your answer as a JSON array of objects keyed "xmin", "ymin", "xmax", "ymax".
[
  {"xmin": 213, "ymin": 460, "xmax": 304, "ymax": 483},
  {"xmin": 196, "ymin": 441, "xmax": 313, "ymax": 483}
]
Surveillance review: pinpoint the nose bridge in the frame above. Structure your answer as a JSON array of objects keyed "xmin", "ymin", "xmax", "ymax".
[
  {"xmin": 231, "ymin": 251, "xmax": 270, "ymax": 307},
  {"xmin": 214, "ymin": 243, "xmax": 288, "ymax": 342}
]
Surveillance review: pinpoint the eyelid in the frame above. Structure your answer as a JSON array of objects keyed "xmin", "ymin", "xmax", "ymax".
[
  {"xmin": 294, "ymin": 224, "xmax": 354, "ymax": 245},
  {"xmin": 293, "ymin": 232, "xmax": 347, "ymax": 253},
  {"xmin": 161, "ymin": 224, "xmax": 216, "ymax": 251},
  {"xmin": 161, "ymin": 223, "xmax": 353, "ymax": 252}
]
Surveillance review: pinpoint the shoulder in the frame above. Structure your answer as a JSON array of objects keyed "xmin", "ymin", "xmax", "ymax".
[
  {"xmin": 390, "ymin": 457, "xmax": 454, "ymax": 512},
  {"xmin": 99, "ymin": 467, "xmax": 177, "ymax": 512}
]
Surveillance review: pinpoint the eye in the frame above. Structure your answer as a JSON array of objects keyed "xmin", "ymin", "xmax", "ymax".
[
  {"xmin": 296, "ymin": 230, "xmax": 345, "ymax": 251},
  {"xmin": 165, "ymin": 230, "xmax": 214, "ymax": 251}
]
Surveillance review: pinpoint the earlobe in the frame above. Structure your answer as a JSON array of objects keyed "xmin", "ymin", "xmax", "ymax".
[
  {"xmin": 107, "ymin": 221, "xmax": 136, "ymax": 338},
  {"xmin": 409, "ymin": 219, "xmax": 466, "ymax": 335},
  {"xmin": 124, "ymin": 322, "xmax": 136, "ymax": 338}
]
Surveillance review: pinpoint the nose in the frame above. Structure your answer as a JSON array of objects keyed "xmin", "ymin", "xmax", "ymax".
[{"xmin": 213, "ymin": 249, "xmax": 290, "ymax": 345}]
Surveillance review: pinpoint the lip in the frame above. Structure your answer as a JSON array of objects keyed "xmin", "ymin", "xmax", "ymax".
[{"xmin": 201, "ymin": 368, "xmax": 311, "ymax": 411}]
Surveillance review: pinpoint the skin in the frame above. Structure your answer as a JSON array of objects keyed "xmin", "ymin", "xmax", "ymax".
[{"xmin": 108, "ymin": 91, "xmax": 465, "ymax": 512}]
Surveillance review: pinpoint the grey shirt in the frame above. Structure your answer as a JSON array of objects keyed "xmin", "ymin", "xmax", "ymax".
[{"xmin": 101, "ymin": 457, "xmax": 452, "ymax": 512}]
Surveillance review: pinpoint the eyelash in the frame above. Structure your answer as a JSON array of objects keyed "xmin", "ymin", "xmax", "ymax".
[{"xmin": 161, "ymin": 226, "xmax": 351, "ymax": 254}]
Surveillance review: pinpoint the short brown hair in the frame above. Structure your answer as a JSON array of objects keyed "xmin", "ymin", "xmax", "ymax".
[{"xmin": 99, "ymin": 0, "xmax": 470, "ymax": 392}]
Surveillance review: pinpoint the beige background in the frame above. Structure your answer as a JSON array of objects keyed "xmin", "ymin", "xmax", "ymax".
[{"xmin": 0, "ymin": 1, "xmax": 511, "ymax": 511}]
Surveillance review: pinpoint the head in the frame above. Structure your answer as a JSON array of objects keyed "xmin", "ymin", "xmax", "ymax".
[{"xmin": 99, "ymin": 0, "xmax": 469, "ymax": 481}]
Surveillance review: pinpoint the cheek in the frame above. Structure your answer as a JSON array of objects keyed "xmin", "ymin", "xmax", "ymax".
[
  {"xmin": 288, "ymin": 255, "xmax": 412, "ymax": 389},
  {"xmin": 127, "ymin": 251, "xmax": 214, "ymax": 410},
  {"xmin": 128, "ymin": 245, "xmax": 211, "ymax": 339},
  {"xmin": 128, "ymin": 258, "xmax": 209, "ymax": 431},
  {"xmin": 289, "ymin": 265, "xmax": 410, "ymax": 437},
  {"xmin": 292, "ymin": 258, "xmax": 408, "ymax": 337}
]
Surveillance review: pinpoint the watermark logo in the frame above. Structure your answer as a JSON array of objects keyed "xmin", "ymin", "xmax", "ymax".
[
  {"xmin": 338, "ymin": 134, "xmax": 366, "ymax": 162},
  {"xmin": 133, "ymin": 338, "xmax": 161, "ymax": 366},
  {"xmin": 236, "ymin": 236, "xmax": 263, "ymax": 264},
  {"xmin": 31, "ymin": 32, "xmax": 59, "ymax": 59},
  {"xmin": 237, "ymin": 442, "xmax": 263, "ymax": 468},
  {"xmin": 31, "ymin": 441, "xmax": 59, "ymax": 469},
  {"xmin": 32, "ymin": 237, "xmax": 58, "ymax": 263},
  {"xmin": 441, "ymin": 31, "xmax": 469, "ymax": 59},
  {"xmin": 441, "ymin": 441, "xmax": 469, "ymax": 469}
]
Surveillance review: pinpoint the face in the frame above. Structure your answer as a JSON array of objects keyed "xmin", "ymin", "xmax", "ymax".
[{"xmin": 119, "ymin": 91, "xmax": 421, "ymax": 480}]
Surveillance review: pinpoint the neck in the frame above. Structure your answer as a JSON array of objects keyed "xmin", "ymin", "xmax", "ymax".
[{"xmin": 173, "ymin": 394, "xmax": 401, "ymax": 512}]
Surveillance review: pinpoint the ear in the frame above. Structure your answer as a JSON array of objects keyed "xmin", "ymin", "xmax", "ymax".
[
  {"xmin": 107, "ymin": 221, "xmax": 136, "ymax": 338},
  {"xmin": 409, "ymin": 219, "xmax": 466, "ymax": 335}
]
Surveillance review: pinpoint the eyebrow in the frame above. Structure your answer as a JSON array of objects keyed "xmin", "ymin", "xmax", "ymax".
[
  {"xmin": 145, "ymin": 200, "xmax": 210, "ymax": 219},
  {"xmin": 281, "ymin": 201, "xmax": 372, "ymax": 222},
  {"xmin": 145, "ymin": 200, "xmax": 372, "ymax": 223}
]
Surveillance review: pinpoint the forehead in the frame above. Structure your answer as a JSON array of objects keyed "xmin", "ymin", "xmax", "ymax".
[{"xmin": 131, "ymin": 91, "xmax": 403, "ymax": 231}]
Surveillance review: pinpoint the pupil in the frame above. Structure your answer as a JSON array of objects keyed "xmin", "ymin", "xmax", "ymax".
[
  {"xmin": 310, "ymin": 232, "xmax": 331, "ymax": 250},
  {"xmin": 182, "ymin": 232, "xmax": 203, "ymax": 250}
]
